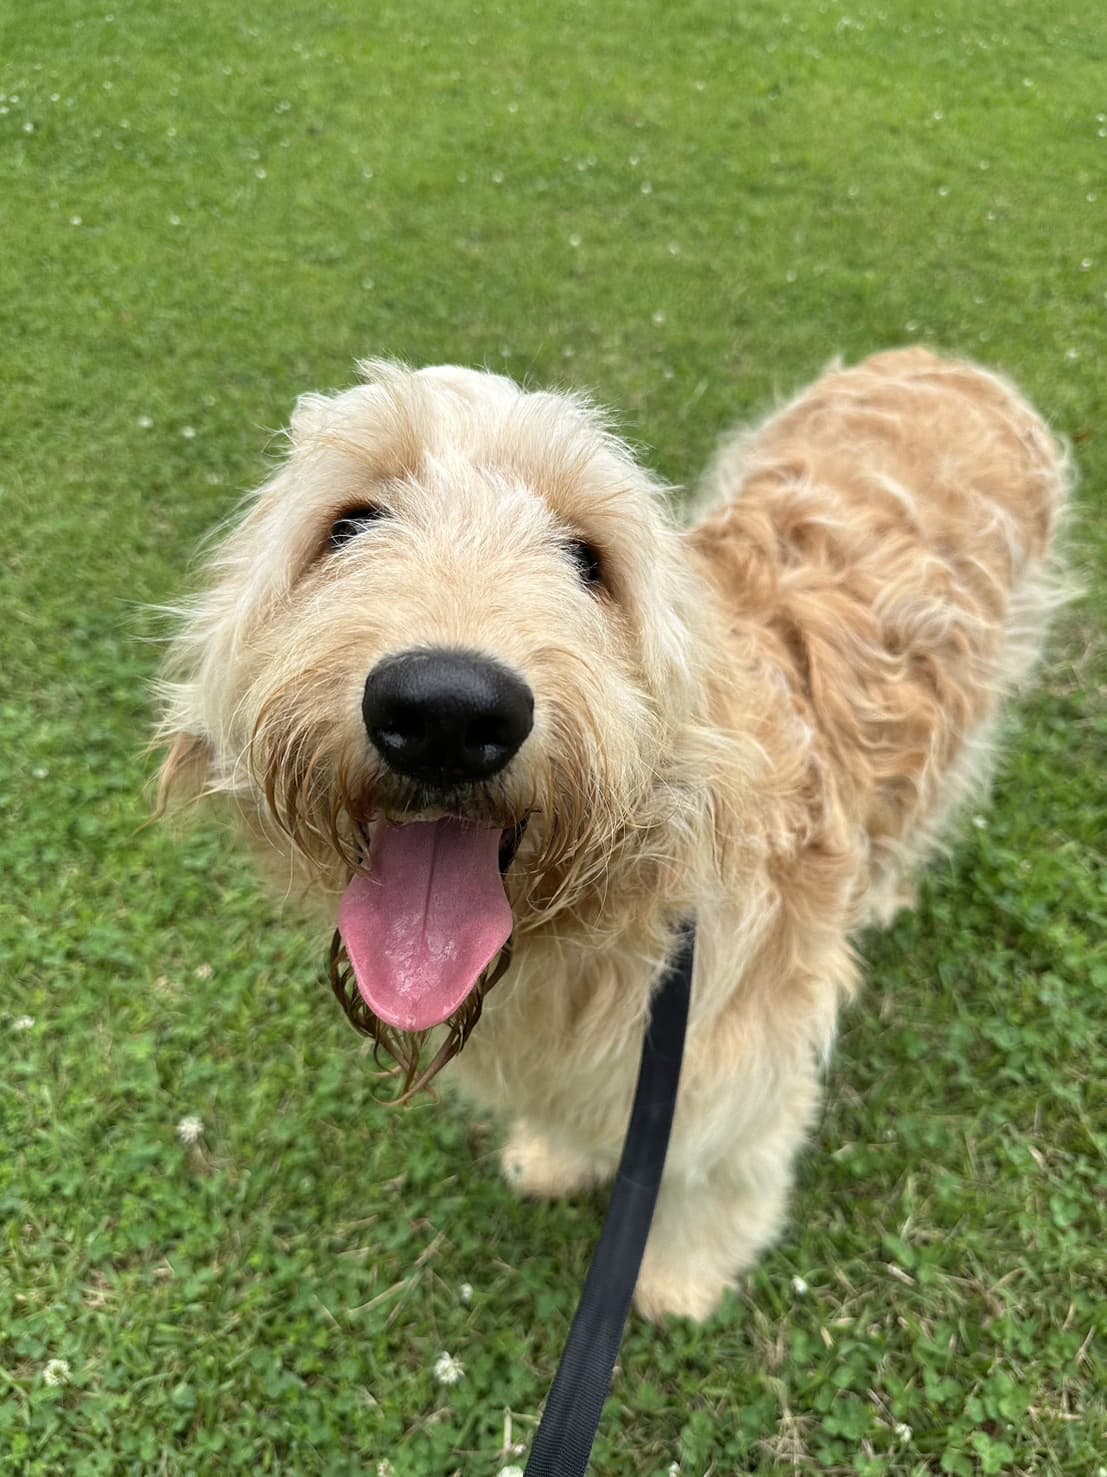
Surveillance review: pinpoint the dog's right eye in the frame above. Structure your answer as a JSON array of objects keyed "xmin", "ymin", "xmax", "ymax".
[
  {"xmin": 329, "ymin": 506, "xmax": 385, "ymax": 549},
  {"xmin": 566, "ymin": 538, "xmax": 604, "ymax": 589}
]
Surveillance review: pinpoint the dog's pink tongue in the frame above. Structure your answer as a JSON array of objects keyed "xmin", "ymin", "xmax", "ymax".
[{"xmin": 338, "ymin": 819, "xmax": 511, "ymax": 1033}]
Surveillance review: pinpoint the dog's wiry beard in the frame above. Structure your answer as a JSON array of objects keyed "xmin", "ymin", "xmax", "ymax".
[
  {"xmin": 327, "ymin": 928, "xmax": 514, "ymax": 1102},
  {"xmin": 246, "ymin": 670, "xmax": 672, "ymax": 1090},
  {"xmin": 250, "ymin": 678, "xmax": 370, "ymax": 881},
  {"xmin": 249, "ymin": 673, "xmax": 634, "ymax": 922}
]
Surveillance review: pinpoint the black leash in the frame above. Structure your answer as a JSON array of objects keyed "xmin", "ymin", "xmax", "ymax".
[{"xmin": 524, "ymin": 922, "xmax": 695, "ymax": 1477}]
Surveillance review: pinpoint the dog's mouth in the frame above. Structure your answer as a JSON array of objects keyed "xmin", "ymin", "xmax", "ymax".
[{"xmin": 336, "ymin": 816, "xmax": 526, "ymax": 1035}]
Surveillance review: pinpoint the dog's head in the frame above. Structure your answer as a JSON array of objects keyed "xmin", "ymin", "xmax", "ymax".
[{"xmin": 158, "ymin": 361, "xmax": 711, "ymax": 1085}]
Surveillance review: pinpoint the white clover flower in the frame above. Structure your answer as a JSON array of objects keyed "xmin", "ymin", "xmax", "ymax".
[
  {"xmin": 43, "ymin": 1359, "xmax": 71, "ymax": 1386},
  {"xmin": 433, "ymin": 1351, "xmax": 464, "ymax": 1386},
  {"xmin": 894, "ymin": 1422, "xmax": 913, "ymax": 1444},
  {"xmin": 668, "ymin": 1464, "xmax": 681, "ymax": 1476},
  {"xmin": 176, "ymin": 1115, "xmax": 204, "ymax": 1145},
  {"xmin": 13, "ymin": 1015, "xmax": 35, "ymax": 1032},
  {"xmin": 193, "ymin": 961, "xmax": 212, "ymax": 979},
  {"xmin": 791, "ymin": 1274, "xmax": 809, "ymax": 1295},
  {"xmin": 459, "ymin": 1282, "xmax": 473, "ymax": 1304},
  {"xmin": 498, "ymin": 1468, "xmax": 525, "ymax": 1477},
  {"xmin": 376, "ymin": 1462, "xmax": 394, "ymax": 1477}
]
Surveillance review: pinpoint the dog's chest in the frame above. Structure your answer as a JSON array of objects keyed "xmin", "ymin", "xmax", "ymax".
[{"xmin": 449, "ymin": 947, "xmax": 653, "ymax": 1151}]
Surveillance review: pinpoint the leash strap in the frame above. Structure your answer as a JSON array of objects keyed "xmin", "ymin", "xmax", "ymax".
[{"xmin": 524, "ymin": 923, "xmax": 695, "ymax": 1477}]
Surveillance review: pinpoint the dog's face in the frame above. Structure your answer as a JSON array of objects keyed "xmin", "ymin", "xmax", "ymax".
[{"xmin": 159, "ymin": 362, "xmax": 705, "ymax": 1078}]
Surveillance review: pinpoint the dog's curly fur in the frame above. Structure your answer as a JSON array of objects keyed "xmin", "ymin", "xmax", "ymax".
[{"xmin": 158, "ymin": 347, "xmax": 1068, "ymax": 1321}]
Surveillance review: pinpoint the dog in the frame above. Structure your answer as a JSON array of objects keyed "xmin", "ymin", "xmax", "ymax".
[{"xmin": 157, "ymin": 347, "xmax": 1067, "ymax": 1321}]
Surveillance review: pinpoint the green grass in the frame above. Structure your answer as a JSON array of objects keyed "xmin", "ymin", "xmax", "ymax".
[{"xmin": 2, "ymin": 0, "xmax": 1104, "ymax": 1472}]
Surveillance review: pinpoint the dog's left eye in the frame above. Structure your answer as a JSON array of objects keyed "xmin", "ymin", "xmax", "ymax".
[
  {"xmin": 566, "ymin": 539, "xmax": 603, "ymax": 589},
  {"xmin": 329, "ymin": 506, "xmax": 385, "ymax": 548}
]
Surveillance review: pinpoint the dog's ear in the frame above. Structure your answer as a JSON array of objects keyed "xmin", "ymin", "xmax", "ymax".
[{"xmin": 156, "ymin": 731, "xmax": 214, "ymax": 816}]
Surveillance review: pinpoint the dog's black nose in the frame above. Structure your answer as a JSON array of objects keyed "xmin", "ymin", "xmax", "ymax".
[{"xmin": 362, "ymin": 649, "xmax": 534, "ymax": 785}]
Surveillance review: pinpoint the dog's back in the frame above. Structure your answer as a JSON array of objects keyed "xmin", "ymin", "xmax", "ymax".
[{"xmin": 687, "ymin": 348, "xmax": 1069, "ymax": 921}]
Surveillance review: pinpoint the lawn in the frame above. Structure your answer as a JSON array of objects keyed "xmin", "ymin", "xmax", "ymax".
[{"xmin": 1, "ymin": 0, "xmax": 1104, "ymax": 1472}]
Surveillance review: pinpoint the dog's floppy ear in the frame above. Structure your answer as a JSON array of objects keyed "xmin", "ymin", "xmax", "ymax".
[{"xmin": 156, "ymin": 731, "xmax": 214, "ymax": 815}]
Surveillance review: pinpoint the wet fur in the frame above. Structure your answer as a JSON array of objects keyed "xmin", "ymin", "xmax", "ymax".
[{"xmin": 158, "ymin": 348, "xmax": 1068, "ymax": 1321}]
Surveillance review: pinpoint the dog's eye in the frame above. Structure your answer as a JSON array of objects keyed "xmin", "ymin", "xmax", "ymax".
[
  {"xmin": 567, "ymin": 539, "xmax": 603, "ymax": 589},
  {"xmin": 329, "ymin": 506, "xmax": 385, "ymax": 548}
]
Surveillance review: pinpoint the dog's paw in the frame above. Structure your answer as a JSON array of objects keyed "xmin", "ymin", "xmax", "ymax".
[
  {"xmin": 633, "ymin": 1260, "xmax": 730, "ymax": 1324},
  {"xmin": 501, "ymin": 1126, "xmax": 601, "ymax": 1199}
]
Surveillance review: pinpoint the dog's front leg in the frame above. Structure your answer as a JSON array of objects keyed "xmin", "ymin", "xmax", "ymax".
[
  {"xmin": 501, "ymin": 1121, "xmax": 615, "ymax": 1199},
  {"xmin": 633, "ymin": 1117, "xmax": 807, "ymax": 1323}
]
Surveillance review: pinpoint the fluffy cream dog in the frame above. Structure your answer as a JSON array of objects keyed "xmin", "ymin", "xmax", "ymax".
[{"xmin": 158, "ymin": 348, "xmax": 1067, "ymax": 1321}]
